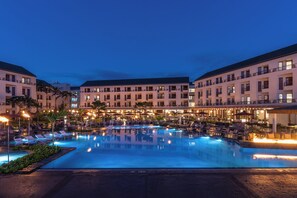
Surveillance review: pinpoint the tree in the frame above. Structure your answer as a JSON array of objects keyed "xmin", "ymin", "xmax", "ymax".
[
  {"xmin": 60, "ymin": 91, "xmax": 73, "ymax": 110},
  {"xmin": 135, "ymin": 102, "xmax": 152, "ymax": 113},
  {"xmin": 45, "ymin": 110, "xmax": 68, "ymax": 144},
  {"xmin": 91, "ymin": 100, "xmax": 106, "ymax": 118},
  {"xmin": 51, "ymin": 87, "xmax": 73, "ymax": 111},
  {"xmin": 7, "ymin": 96, "xmax": 40, "ymax": 114}
]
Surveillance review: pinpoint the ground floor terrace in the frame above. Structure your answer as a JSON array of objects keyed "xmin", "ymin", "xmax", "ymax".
[{"xmin": 1, "ymin": 169, "xmax": 297, "ymax": 198}]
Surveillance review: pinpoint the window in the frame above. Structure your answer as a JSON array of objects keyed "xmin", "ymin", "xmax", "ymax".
[
  {"xmin": 85, "ymin": 95, "xmax": 90, "ymax": 101},
  {"xmin": 104, "ymin": 88, "xmax": 110, "ymax": 92},
  {"xmin": 263, "ymin": 81, "xmax": 269, "ymax": 89},
  {"xmin": 22, "ymin": 77, "xmax": 31, "ymax": 84},
  {"xmin": 278, "ymin": 62, "xmax": 284, "ymax": 71},
  {"xmin": 285, "ymin": 77, "xmax": 293, "ymax": 86},
  {"xmin": 169, "ymin": 86, "xmax": 177, "ymax": 91},
  {"xmin": 94, "ymin": 95, "xmax": 100, "ymax": 101},
  {"xmin": 279, "ymin": 77, "xmax": 283, "ymax": 90},
  {"xmin": 157, "ymin": 93, "xmax": 164, "ymax": 99},
  {"xmin": 158, "ymin": 86, "xmax": 165, "ymax": 91},
  {"xmin": 5, "ymin": 74, "xmax": 10, "ymax": 81},
  {"xmin": 286, "ymin": 60, "xmax": 293, "ymax": 70},
  {"xmin": 287, "ymin": 93, "xmax": 293, "ymax": 103},
  {"xmin": 278, "ymin": 94, "xmax": 283, "ymax": 103}
]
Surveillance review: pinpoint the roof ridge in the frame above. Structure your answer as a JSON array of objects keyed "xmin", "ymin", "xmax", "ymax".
[{"xmin": 195, "ymin": 43, "xmax": 297, "ymax": 81}]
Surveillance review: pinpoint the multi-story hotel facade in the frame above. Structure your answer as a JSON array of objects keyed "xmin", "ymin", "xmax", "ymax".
[
  {"xmin": 0, "ymin": 61, "xmax": 37, "ymax": 114},
  {"xmin": 194, "ymin": 44, "xmax": 297, "ymax": 126},
  {"xmin": 80, "ymin": 77, "xmax": 189, "ymax": 113}
]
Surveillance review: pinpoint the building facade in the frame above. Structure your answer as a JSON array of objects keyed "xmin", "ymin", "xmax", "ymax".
[
  {"xmin": 194, "ymin": 43, "xmax": 297, "ymax": 126},
  {"xmin": 70, "ymin": 86, "xmax": 80, "ymax": 109},
  {"xmin": 80, "ymin": 77, "xmax": 189, "ymax": 113},
  {"xmin": 36, "ymin": 79, "xmax": 56, "ymax": 110},
  {"xmin": 0, "ymin": 61, "xmax": 37, "ymax": 114}
]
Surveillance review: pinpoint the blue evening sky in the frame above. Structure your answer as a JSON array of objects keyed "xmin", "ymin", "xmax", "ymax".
[{"xmin": 0, "ymin": 0, "xmax": 297, "ymax": 85}]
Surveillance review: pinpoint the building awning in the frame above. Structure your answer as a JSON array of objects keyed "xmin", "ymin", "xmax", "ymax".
[{"xmin": 267, "ymin": 105, "xmax": 297, "ymax": 114}]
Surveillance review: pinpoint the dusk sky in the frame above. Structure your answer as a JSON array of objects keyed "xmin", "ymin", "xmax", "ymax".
[{"xmin": 1, "ymin": 0, "xmax": 297, "ymax": 86}]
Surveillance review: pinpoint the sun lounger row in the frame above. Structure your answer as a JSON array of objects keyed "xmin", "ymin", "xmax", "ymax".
[{"xmin": 11, "ymin": 131, "xmax": 73, "ymax": 146}]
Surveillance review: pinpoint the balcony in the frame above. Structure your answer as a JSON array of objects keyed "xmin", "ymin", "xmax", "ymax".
[{"xmin": 195, "ymin": 98, "xmax": 297, "ymax": 108}]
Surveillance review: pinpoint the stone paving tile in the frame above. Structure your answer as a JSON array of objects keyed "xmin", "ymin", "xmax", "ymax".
[
  {"xmin": 0, "ymin": 174, "xmax": 65, "ymax": 198},
  {"xmin": 48, "ymin": 173, "xmax": 146, "ymax": 198},
  {"xmin": 235, "ymin": 174, "xmax": 297, "ymax": 198},
  {"xmin": 0, "ymin": 171, "xmax": 296, "ymax": 198},
  {"xmin": 146, "ymin": 174, "xmax": 251, "ymax": 198}
]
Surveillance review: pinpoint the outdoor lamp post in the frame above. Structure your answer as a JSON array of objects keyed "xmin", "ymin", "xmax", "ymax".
[
  {"xmin": 0, "ymin": 116, "xmax": 10, "ymax": 163},
  {"xmin": 22, "ymin": 112, "xmax": 30, "ymax": 136}
]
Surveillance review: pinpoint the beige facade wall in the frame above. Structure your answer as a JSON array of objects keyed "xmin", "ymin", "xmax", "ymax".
[
  {"xmin": 194, "ymin": 53, "xmax": 297, "ymax": 126},
  {"xmin": 194, "ymin": 54, "xmax": 297, "ymax": 108},
  {"xmin": 0, "ymin": 69, "xmax": 36, "ymax": 114},
  {"xmin": 80, "ymin": 83, "xmax": 189, "ymax": 110}
]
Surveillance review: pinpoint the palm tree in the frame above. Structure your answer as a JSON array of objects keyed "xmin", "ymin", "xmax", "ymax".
[
  {"xmin": 7, "ymin": 96, "xmax": 40, "ymax": 114},
  {"xmin": 135, "ymin": 102, "xmax": 152, "ymax": 113},
  {"xmin": 51, "ymin": 87, "xmax": 73, "ymax": 111},
  {"xmin": 51, "ymin": 87, "xmax": 62, "ymax": 111},
  {"xmin": 91, "ymin": 100, "xmax": 106, "ymax": 118},
  {"xmin": 60, "ymin": 91, "xmax": 73, "ymax": 110},
  {"xmin": 45, "ymin": 110, "xmax": 68, "ymax": 145}
]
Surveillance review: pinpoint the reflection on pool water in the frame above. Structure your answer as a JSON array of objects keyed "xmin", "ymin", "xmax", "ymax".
[
  {"xmin": 42, "ymin": 125, "xmax": 297, "ymax": 169},
  {"xmin": 0, "ymin": 152, "xmax": 27, "ymax": 166}
]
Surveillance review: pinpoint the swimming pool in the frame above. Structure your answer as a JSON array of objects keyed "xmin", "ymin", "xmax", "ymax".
[
  {"xmin": 42, "ymin": 125, "xmax": 297, "ymax": 169},
  {"xmin": 0, "ymin": 152, "xmax": 27, "ymax": 166}
]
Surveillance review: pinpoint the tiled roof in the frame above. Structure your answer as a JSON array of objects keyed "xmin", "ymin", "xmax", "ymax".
[
  {"xmin": 36, "ymin": 79, "xmax": 53, "ymax": 87},
  {"xmin": 0, "ymin": 61, "xmax": 36, "ymax": 77},
  {"xmin": 81, "ymin": 77, "xmax": 189, "ymax": 87},
  {"xmin": 195, "ymin": 43, "xmax": 297, "ymax": 81}
]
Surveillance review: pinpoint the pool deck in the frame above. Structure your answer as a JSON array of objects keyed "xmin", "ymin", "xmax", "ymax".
[{"xmin": 1, "ymin": 169, "xmax": 297, "ymax": 198}]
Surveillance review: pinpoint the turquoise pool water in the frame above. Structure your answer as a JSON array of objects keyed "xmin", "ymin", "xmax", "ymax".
[
  {"xmin": 42, "ymin": 125, "xmax": 297, "ymax": 168},
  {"xmin": 0, "ymin": 152, "xmax": 27, "ymax": 165}
]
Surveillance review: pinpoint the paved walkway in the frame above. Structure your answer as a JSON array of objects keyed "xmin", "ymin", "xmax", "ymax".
[{"xmin": 0, "ymin": 169, "xmax": 297, "ymax": 198}]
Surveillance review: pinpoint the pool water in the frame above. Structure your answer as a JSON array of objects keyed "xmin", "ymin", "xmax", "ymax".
[
  {"xmin": 0, "ymin": 152, "xmax": 27, "ymax": 166},
  {"xmin": 42, "ymin": 125, "xmax": 297, "ymax": 169}
]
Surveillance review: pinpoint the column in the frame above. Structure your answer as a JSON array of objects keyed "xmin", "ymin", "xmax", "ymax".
[{"xmin": 272, "ymin": 114, "xmax": 277, "ymax": 133}]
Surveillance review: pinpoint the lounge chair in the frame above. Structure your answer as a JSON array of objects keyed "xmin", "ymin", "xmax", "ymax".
[
  {"xmin": 54, "ymin": 132, "xmax": 63, "ymax": 139},
  {"xmin": 35, "ymin": 134, "xmax": 51, "ymax": 142},
  {"xmin": 13, "ymin": 137, "xmax": 23, "ymax": 146},
  {"xmin": 22, "ymin": 136, "xmax": 37, "ymax": 145},
  {"xmin": 59, "ymin": 130, "xmax": 72, "ymax": 137}
]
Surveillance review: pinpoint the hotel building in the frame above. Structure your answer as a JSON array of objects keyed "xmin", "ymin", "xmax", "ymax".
[
  {"xmin": 70, "ymin": 86, "xmax": 80, "ymax": 109},
  {"xmin": 80, "ymin": 77, "xmax": 189, "ymax": 113},
  {"xmin": 0, "ymin": 61, "xmax": 37, "ymax": 114},
  {"xmin": 36, "ymin": 79, "xmax": 56, "ymax": 110},
  {"xmin": 194, "ymin": 43, "xmax": 297, "ymax": 126}
]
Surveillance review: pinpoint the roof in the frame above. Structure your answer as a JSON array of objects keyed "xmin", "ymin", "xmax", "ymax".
[
  {"xmin": 81, "ymin": 77, "xmax": 189, "ymax": 87},
  {"xmin": 195, "ymin": 43, "xmax": 297, "ymax": 81},
  {"xmin": 268, "ymin": 105, "xmax": 297, "ymax": 114},
  {"xmin": 0, "ymin": 61, "xmax": 36, "ymax": 77},
  {"xmin": 37, "ymin": 79, "xmax": 52, "ymax": 87}
]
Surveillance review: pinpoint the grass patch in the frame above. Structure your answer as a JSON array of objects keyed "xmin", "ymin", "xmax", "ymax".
[{"xmin": 0, "ymin": 144, "xmax": 61, "ymax": 174}]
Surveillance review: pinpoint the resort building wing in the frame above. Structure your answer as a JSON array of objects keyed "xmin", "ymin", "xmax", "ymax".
[
  {"xmin": 194, "ymin": 43, "xmax": 297, "ymax": 126},
  {"xmin": 80, "ymin": 77, "xmax": 190, "ymax": 112},
  {"xmin": 0, "ymin": 61, "xmax": 37, "ymax": 114}
]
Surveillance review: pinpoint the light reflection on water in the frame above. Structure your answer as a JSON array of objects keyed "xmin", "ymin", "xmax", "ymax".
[{"xmin": 43, "ymin": 125, "xmax": 297, "ymax": 169}]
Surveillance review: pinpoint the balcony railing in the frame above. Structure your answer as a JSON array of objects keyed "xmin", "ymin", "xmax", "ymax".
[{"xmin": 196, "ymin": 98, "xmax": 297, "ymax": 107}]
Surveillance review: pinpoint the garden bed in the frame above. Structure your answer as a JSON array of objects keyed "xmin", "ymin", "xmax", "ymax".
[{"xmin": 0, "ymin": 144, "xmax": 63, "ymax": 174}]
